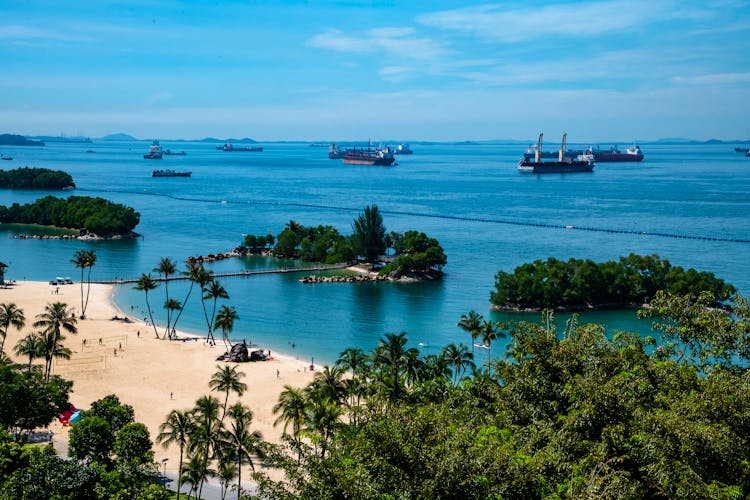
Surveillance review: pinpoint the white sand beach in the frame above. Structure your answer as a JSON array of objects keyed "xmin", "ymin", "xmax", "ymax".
[{"xmin": 1, "ymin": 280, "xmax": 320, "ymax": 474}]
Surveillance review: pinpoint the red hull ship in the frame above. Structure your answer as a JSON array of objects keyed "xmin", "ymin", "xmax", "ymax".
[
  {"xmin": 342, "ymin": 146, "xmax": 395, "ymax": 166},
  {"xmin": 589, "ymin": 145, "xmax": 644, "ymax": 162}
]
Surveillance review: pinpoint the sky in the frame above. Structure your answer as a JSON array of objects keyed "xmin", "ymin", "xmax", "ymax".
[{"xmin": 1, "ymin": 0, "xmax": 749, "ymax": 142}]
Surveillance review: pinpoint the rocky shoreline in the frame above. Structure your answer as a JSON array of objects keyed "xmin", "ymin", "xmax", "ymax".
[{"xmin": 10, "ymin": 231, "xmax": 140, "ymax": 240}]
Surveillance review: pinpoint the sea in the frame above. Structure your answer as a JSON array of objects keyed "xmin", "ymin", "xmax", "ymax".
[{"xmin": 1, "ymin": 140, "xmax": 749, "ymax": 365}]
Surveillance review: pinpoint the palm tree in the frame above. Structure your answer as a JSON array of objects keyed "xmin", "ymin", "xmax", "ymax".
[
  {"xmin": 157, "ymin": 409, "xmax": 196, "ymax": 500},
  {"xmin": 209, "ymin": 365, "xmax": 247, "ymax": 421},
  {"xmin": 190, "ymin": 395, "xmax": 222, "ymax": 498},
  {"xmin": 164, "ymin": 298, "xmax": 182, "ymax": 339},
  {"xmin": 204, "ymin": 279, "xmax": 229, "ymax": 344},
  {"xmin": 310, "ymin": 366, "xmax": 347, "ymax": 405},
  {"xmin": 14, "ymin": 333, "xmax": 43, "ymax": 371},
  {"xmin": 134, "ymin": 274, "xmax": 159, "ymax": 338},
  {"xmin": 0, "ymin": 302, "xmax": 25, "ymax": 356},
  {"xmin": 171, "ymin": 261, "xmax": 209, "ymax": 338},
  {"xmin": 374, "ymin": 331, "xmax": 417, "ymax": 402},
  {"xmin": 458, "ymin": 310, "xmax": 483, "ymax": 356},
  {"xmin": 351, "ymin": 204, "xmax": 386, "ymax": 262},
  {"xmin": 71, "ymin": 249, "xmax": 96, "ymax": 319},
  {"xmin": 216, "ymin": 459, "xmax": 238, "ymax": 500},
  {"xmin": 220, "ymin": 403, "xmax": 263, "ymax": 500},
  {"xmin": 272, "ymin": 385, "xmax": 307, "ymax": 463},
  {"xmin": 33, "ymin": 302, "xmax": 77, "ymax": 381},
  {"xmin": 180, "ymin": 458, "xmax": 211, "ymax": 499},
  {"xmin": 481, "ymin": 320, "xmax": 505, "ymax": 373},
  {"xmin": 154, "ymin": 257, "xmax": 178, "ymax": 338},
  {"xmin": 214, "ymin": 305, "xmax": 238, "ymax": 353},
  {"xmin": 304, "ymin": 394, "xmax": 342, "ymax": 459},
  {"xmin": 336, "ymin": 347, "xmax": 366, "ymax": 376},
  {"xmin": 441, "ymin": 342, "xmax": 474, "ymax": 385}
]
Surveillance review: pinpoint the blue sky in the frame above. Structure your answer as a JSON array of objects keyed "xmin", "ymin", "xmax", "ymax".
[{"xmin": 1, "ymin": 0, "xmax": 748, "ymax": 141}]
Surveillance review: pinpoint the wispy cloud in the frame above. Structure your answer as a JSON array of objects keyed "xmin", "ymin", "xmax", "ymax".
[
  {"xmin": 418, "ymin": 0, "xmax": 696, "ymax": 42},
  {"xmin": 671, "ymin": 72, "xmax": 750, "ymax": 85},
  {"xmin": 307, "ymin": 27, "xmax": 450, "ymax": 60},
  {"xmin": 0, "ymin": 24, "xmax": 91, "ymax": 42}
]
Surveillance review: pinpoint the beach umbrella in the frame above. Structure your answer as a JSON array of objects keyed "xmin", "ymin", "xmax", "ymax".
[{"xmin": 69, "ymin": 410, "xmax": 82, "ymax": 424}]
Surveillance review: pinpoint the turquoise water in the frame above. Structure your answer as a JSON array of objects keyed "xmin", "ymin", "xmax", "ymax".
[{"xmin": 1, "ymin": 141, "xmax": 749, "ymax": 365}]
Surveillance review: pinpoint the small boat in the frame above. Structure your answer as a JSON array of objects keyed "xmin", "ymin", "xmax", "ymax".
[
  {"xmin": 328, "ymin": 143, "xmax": 344, "ymax": 159},
  {"xmin": 164, "ymin": 149, "xmax": 187, "ymax": 156},
  {"xmin": 152, "ymin": 169, "xmax": 192, "ymax": 177},
  {"xmin": 85, "ymin": 149, "xmax": 95, "ymax": 153},
  {"xmin": 144, "ymin": 139, "xmax": 163, "ymax": 159},
  {"xmin": 0, "ymin": 155, "xmax": 12, "ymax": 160},
  {"xmin": 518, "ymin": 133, "xmax": 594, "ymax": 173},
  {"xmin": 734, "ymin": 147, "xmax": 749, "ymax": 153},
  {"xmin": 217, "ymin": 143, "xmax": 263, "ymax": 152},
  {"xmin": 394, "ymin": 144, "xmax": 414, "ymax": 155},
  {"xmin": 342, "ymin": 145, "xmax": 395, "ymax": 166},
  {"xmin": 587, "ymin": 145, "xmax": 644, "ymax": 162}
]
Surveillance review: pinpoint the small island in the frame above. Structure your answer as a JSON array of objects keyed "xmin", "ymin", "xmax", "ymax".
[
  {"xmin": 0, "ymin": 167, "xmax": 75, "ymax": 190},
  {"xmin": 0, "ymin": 195, "xmax": 140, "ymax": 237},
  {"xmin": 0, "ymin": 133, "xmax": 45, "ymax": 146},
  {"xmin": 491, "ymin": 253, "xmax": 735, "ymax": 311}
]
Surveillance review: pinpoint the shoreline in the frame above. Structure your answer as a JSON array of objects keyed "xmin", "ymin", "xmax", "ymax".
[{"xmin": 0, "ymin": 280, "xmax": 322, "ymax": 477}]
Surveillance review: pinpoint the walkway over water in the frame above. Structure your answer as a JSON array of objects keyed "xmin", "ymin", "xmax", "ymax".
[{"xmin": 93, "ymin": 263, "xmax": 352, "ymax": 284}]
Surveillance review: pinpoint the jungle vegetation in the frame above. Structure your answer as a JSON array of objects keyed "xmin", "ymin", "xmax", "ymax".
[{"xmin": 0, "ymin": 167, "xmax": 75, "ymax": 190}]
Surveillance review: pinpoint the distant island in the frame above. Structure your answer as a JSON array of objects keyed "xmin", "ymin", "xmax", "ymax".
[
  {"xmin": 0, "ymin": 134, "xmax": 45, "ymax": 146},
  {"xmin": 0, "ymin": 167, "xmax": 75, "ymax": 190},
  {"xmin": 29, "ymin": 135, "xmax": 92, "ymax": 143}
]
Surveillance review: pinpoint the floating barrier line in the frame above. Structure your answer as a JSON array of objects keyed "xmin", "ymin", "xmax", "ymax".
[{"xmin": 76, "ymin": 188, "xmax": 750, "ymax": 244}]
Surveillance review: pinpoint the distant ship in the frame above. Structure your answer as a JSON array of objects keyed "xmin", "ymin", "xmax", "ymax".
[
  {"xmin": 394, "ymin": 144, "xmax": 414, "ymax": 155},
  {"xmin": 217, "ymin": 143, "xmax": 263, "ymax": 152},
  {"xmin": 1, "ymin": 155, "xmax": 12, "ymax": 161},
  {"xmin": 164, "ymin": 149, "xmax": 187, "ymax": 156},
  {"xmin": 588, "ymin": 145, "xmax": 644, "ymax": 162},
  {"xmin": 328, "ymin": 144, "xmax": 344, "ymax": 159},
  {"xmin": 144, "ymin": 140, "xmax": 163, "ymax": 159},
  {"xmin": 518, "ymin": 133, "xmax": 594, "ymax": 173},
  {"xmin": 342, "ymin": 146, "xmax": 396, "ymax": 166},
  {"xmin": 152, "ymin": 169, "xmax": 192, "ymax": 177},
  {"xmin": 523, "ymin": 144, "xmax": 582, "ymax": 160},
  {"xmin": 734, "ymin": 147, "xmax": 750, "ymax": 153}
]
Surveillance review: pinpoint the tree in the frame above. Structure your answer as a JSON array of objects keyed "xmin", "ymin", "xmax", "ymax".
[
  {"xmin": 216, "ymin": 459, "xmax": 238, "ymax": 500},
  {"xmin": 171, "ymin": 261, "xmax": 208, "ymax": 338},
  {"xmin": 209, "ymin": 365, "xmax": 248, "ymax": 421},
  {"xmin": 0, "ymin": 302, "xmax": 25, "ymax": 356},
  {"xmin": 214, "ymin": 305, "xmax": 238, "ymax": 353},
  {"xmin": 204, "ymin": 279, "xmax": 229, "ymax": 345},
  {"xmin": 157, "ymin": 409, "xmax": 196, "ymax": 500},
  {"xmin": 164, "ymin": 298, "xmax": 182, "ymax": 339},
  {"xmin": 71, "ymin": 249, "xmax": 96, "ymax": 319},
  {"xmin": 13, "ymin": 333, "xmax": 43, "ymax": 371},
  {"xmin": 32, "ymin": 302, "xmax": 77, "ymax": 381},
  {"xmin": 220, "ymin": 402, "xmax": 264, "ymax": 500},
  {"xmin": 87, "ymin": 394, "xmax": 135, "ymax": 435},
  {"xmin": 189, "ymin": 395, "xmax": 222, "ymax": 498},
  {"xmin": 68, "ymin": 415, "xmax": 114, "ymax": 465},
  {"xmin": 134, "ymin": 274, "xmax": 159, "ymax": 338},
  {"xmin": 113, "ymin": 422, "xmax": 154, "ymax": 466},
  {"xmin": 373, "ymin": 331, "xmax": 418, "ymax": 402},
  {"xmin": 441, "ymin": 342, "xmax": 474, "ymax": 385},
  {"xmin": 272, "ymin": 385, "xmax": 307, "ymax": 463},
  {"xmin": 154, "ymin": 258, "xmax": 178, "ymax": 338},
  {"xmin": 351, "ymin": 205, "xmax": 386, "ymax": 262},
  {"xmin": 458, "ymin": 310, "xmax": 483, "ymax": 356}
]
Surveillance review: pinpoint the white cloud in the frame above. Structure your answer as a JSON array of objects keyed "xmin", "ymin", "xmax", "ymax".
[
  {"xmin": 671, "ymin": 72, "xmax": 750, "ymax": 85},
  {"xmin": 307, "ymin": 27, "xmax": 450, "ymax": 60},
  {"xmin": 418, "ymin": 0, "xmax": 695, "ymax": 42}
]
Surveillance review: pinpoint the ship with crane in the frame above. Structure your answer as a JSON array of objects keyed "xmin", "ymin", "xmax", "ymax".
[{"xmin": 518, "ymin": 133, "xmax": 594, "ymax": 173}]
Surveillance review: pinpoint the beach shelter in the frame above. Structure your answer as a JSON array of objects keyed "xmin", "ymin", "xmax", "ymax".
[{"xmin": 69, "ymin": 411, "xmax": 82, "ymax": 424}]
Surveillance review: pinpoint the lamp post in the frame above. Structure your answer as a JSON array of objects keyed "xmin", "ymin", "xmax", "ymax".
[{"xmin": 162, "ymin": 458, "xmax": 168, "ymax": 485}]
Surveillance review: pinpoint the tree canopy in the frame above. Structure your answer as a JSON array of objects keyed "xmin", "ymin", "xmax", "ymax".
[
  {"xmin": 0, "ymin": 195, "xmax": 140, "ymax": 235},
  {"xmin": 0, "ymin": 167, "xmax": 75, "ymax": 190},
  {"xmin": 491, "ymin": 253, "xmax": 735, "ymax": 311}
]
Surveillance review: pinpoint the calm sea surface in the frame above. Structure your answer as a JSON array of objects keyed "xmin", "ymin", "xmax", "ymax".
[{"xmin": 1, "ymin": 141, "xmax": 749, "ymax": 365}]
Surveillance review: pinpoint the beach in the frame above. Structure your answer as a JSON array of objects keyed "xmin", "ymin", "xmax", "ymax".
[{"xmin": 1, "ymin": 280, "xmax": 320, "ymax": 475}]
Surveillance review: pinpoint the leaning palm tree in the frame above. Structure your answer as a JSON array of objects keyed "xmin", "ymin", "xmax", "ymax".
[
  {"xmin": 481, "ymin": 319, "xmax": 505, "ymax": 374},
  {"xmin": 134, "ymin": 274, "xmax": 159, "ymax": 338},
  {"xmin": 14, "ymin": 332, "xmax": 43, "ymax": 371},
  {"xmin": 154, "ymin": 257, "xmax": 178, "ymax": 338},
  {"xmin": 458, "ymin": 310, "xmax": 483, "ymax": 356},
  {"xmin": 220, "ymin": 403, "xmax": 264, "ymax": 500},
  {"xmin": 273, "ymin": 385, "xmax": 308, "ymax": 463},
  {"xmin": 157, "ymin": 409, "xmax": 196, "ymax": 500},
  {"xmin": 214, "ymin": 305, "xmax": 238, "ymax": 353},
  {"xmin": 71, "ymin": 249, "xmax": 96, "ymax": 319},
  {"xmin": 209, "ymin": 365, "xmax": 247, "ymax": 421},
  {"xmin": 37, "ymin": 328, "xmax": 72, "ymax": 381},
  {"xmin": 171, "ymin": 262, "xmax": 209, "ymax": 338},
  {"xmin": 164, "ymin": 298, "xmax": 182, "ymax": 339},
  {"xmin": 204, "ymin": 279, "xmax": 229, "ymax": 344},
  {"xmin": 0, "ymin": 302, "xmax": 25, "ymax": 356}
]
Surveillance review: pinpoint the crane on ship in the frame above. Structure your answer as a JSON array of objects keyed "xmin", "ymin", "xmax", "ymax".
[
  {"xmin": 559, "ymin": 133, "xmax": 568, "ymax": 162},
  {"xmin": 535, "ymin": 132, "xmax": 543, "ymax": 163}
]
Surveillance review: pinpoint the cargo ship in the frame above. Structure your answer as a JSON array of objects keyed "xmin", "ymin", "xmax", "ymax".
[
  {"xmin": 588, "ymin": 145, "xmax": 644, "ymax": 162},
  {"xmin": 342, "ymin": 146, "xmax": 395, "ymax": 166},
  {"xmin": 152, "ymin": 169, "xmax": 192, "ymax": 177},
  {"xmin": 164, "ymin": 149, "xmax": 187, "ymax": 156},
  {"xmin": 217, "ymin": 143, "xmax": 263, "ymax": 152},
  {"xmin": 518, "ymin": 133, "xmax": 594, "ymax": 173},
  {"xmin": 394, "ymin": 144, "xmax": 414, "ymax": 155},
  {"xmin": 143, "ymin": 140, "xmax": 163, "ymax": 159}
]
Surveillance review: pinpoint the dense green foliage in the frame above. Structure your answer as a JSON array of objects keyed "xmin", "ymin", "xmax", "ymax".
[
  {"xmin": 240, "ymin": 233, "xmax": 275, "ymax": 252},
  {"xmin": 0, "ymin": 361, "xmax": 72, "ymax": 435},
  {"xmin": 491, "ymin": 253, "xmax": 735, "ymax": 310},
  {"xmin": 255, "ymin": 292, "xmax": 750, "ymax": 498},
  {"xmin": 0, "ymin": 195, "xmax": 140, "ymax": 235},
  {"xmin": 265, "ymin": 206, "xmax": 446, "ymax": 275},
  {"xmin": 0, "ymin": 167, "xmax": 75, "ymax": 190}
]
